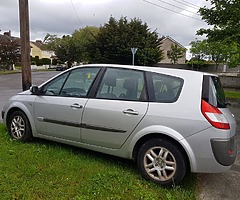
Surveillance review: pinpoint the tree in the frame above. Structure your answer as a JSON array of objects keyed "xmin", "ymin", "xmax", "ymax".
[
  {"xmin": 72, "ymin": 26, "xmax": 99, "ymax": 63},
  {"xmin": 190, "ymin": 38, "xmax": 239, "ymax": 71},
  {"xmin": 189, "ymin": 39, "xmax": 209, "ymax": 60},
  {"xmin": 167, "ymin": 44, "xmax": 185, "ymax": 64},
  {"xmin": 197, "ymin": 0, "xmax": 240, "ymax": 67},
  {"xmin": 43, "ymin": 27, "xmax": 99, "ymax": 65},
  {"xmin": 91, "ymin": 16, "xmax": 163, "ymax": 65},
  {"xmin": 43, "ymin": 33, "xmax": 58, "ymax": 50},
  {"xmin": 53, "ymin": 35, "xmax": 79, "ymax": 68},
  {"xmin": 0, "ymin": 36, "xmax": 20, "ymax": 70}
]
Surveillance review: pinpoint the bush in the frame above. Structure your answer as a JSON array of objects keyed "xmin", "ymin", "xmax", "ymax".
[
  {"xmin": 52, "ymin": 59, "xmax": 58, "ymax": 65},
  {"xmin": 42, "ymin": 58, "xmax": 51, "ymax": 65},
  {"xmin": 31, "ymin": 61, "xmax": 36, "ymax": 65},
  {"xmin": 187, "ymin": 59, "xmax": 207, "ymax": 70}
]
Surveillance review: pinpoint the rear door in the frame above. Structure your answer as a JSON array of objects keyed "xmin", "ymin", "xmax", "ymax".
[{"xmin": 81, "ymin": 67, "xmax": 148, "ymax": 149}]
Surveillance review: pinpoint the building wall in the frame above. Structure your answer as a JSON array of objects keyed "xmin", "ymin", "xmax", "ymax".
[
  {"xmin": 30, "ymin": 42, "xmax": 55, "ymax": 59},
  {"xmin": 159, "ymin": 38, "xmax": 186, "ymax": 64},
  {"xmin": 30, "ymin": 43, "xmax": 43, "ymax": 59}
]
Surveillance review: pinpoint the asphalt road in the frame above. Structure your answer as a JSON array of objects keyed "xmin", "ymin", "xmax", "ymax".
[
  {"xmin": 0, "ymin": 71, "xmax": 239, "ymax": 199},
  {"xmin": 0, "ymin": 71, "xmax": 60, "ymax": 120}
]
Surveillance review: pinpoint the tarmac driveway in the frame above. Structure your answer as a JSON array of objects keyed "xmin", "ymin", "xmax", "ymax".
[
  {"xmin": 198, "ymin": 102, "xmax": 240, "ymax": 200},
  {"xmin": 0, "ymin": 71, "xmax": 239, "ymax": 199}
]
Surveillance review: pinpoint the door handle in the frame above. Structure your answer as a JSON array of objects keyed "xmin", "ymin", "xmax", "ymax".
[
  {"xmin": 70, "ymin": 103, "xmax": 83, "ymax": 109},
  {"xmin": 123, "ymin": 109, "xmax": 139, "ymax": 115}
]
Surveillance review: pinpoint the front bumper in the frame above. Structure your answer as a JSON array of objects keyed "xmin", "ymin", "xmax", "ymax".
[{"xmin": 211, "ymin": 136, "xmax": 237, "ymax": 166}]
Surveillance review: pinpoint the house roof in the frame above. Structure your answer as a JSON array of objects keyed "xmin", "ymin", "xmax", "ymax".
[
  {"xmin": 0, "ymin": 33, "xmax": 20, "ymax": 44},
  {"xmin": 30, "ymin": 40, "xmax": 48, "ymax": 51},
  {"xmin": 162, "ymin": 36, "xmax": 186, "ymax": 49}
]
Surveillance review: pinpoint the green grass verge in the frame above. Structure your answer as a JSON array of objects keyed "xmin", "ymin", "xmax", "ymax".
[
  {"xmin": 224, "ymin": 90, "xmax": 240, "ymax": 100},
  {"xmin": 0, "ymin": 123, "xmax": 196, "ymax": 199}
]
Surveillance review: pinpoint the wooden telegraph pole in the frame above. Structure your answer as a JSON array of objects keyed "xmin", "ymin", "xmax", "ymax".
[{"xmin": 19, "ymin": 0, "xmax": 32, "ymax": 91}]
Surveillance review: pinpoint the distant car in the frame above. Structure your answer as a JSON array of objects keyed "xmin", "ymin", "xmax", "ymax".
[
  {"xmin": 56, "ymin": 65, "xmax": 66, "ymax": 71},
  {"xmin": 1, "ymin": 64, "xmax": 237, "ymax": 186}
]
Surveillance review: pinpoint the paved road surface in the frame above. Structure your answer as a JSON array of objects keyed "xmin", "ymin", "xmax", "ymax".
[
  {"xmin": 0, "ymin": 71, "xmax": 239, "ymax": 199},
  {"xmin": 0, "ymin": 71, "xmax": 59, "ymax": 120},
  {"xmin": 198, "ymin": 102, "xmax": 240, "ymax": 200}
]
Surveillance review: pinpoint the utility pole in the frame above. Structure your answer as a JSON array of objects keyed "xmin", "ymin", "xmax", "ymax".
[{"xmin": 19, "ymin": 0, "xmax": 31, "ymax": 91}]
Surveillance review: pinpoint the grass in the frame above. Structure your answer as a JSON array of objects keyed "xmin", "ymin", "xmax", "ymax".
[
  {"xmin": 224, "ymin": 90, "xmax": 240, "ymax": 100},
  {"xmin": 0, "ymin": 123, "xmax": 196, "ymax": 200}
]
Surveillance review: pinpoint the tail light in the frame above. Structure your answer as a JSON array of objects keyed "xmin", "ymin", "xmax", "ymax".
[{"xmin": 201, "ymin": 100, "xmax": 230, "ymax": 130}]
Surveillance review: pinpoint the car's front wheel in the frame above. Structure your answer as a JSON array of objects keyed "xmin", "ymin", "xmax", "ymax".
[
  {"xmin": 137, "ymin": 138, "xmax": 187, "ymax": 187},
  {"xmin": 7, "ymin": 110, "xmax": 33, "ymax": 142}
]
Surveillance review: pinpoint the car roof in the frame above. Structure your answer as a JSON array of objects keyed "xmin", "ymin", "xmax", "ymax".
[{"xmin": 72, "ymin": 64, "xmax": 216, "ymax": 78}]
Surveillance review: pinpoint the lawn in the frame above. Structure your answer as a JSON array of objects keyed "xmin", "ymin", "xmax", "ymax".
[
  {"xmin": 0, "ymin": 123, "xmax": 196, "ymax": 200},
  {"xmin": 224, "ymin": 90, "xmax": 240, "ymax": 100}
]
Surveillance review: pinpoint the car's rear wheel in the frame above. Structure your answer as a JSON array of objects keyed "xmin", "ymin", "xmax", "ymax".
[
  {"xmin": 137, "ymin": 138, "xmax": 186, "ymax": 187},
  {"xmin": 7, "ymin": 111, "xmax": 33, "ymax": 142}
]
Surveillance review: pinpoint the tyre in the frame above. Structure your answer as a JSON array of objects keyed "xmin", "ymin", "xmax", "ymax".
[
  {"xmin": 137, "ymin": 138, "xmax": 187, "ymax": 187},
  {"xmin": 7, "ymin": 111, "xmax": 33, "ymax": 142}
]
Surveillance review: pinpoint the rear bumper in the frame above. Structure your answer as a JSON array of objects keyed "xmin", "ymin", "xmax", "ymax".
[{"xmin": 211, "ymin": 136, "xmax": 237, "ymax": 166}]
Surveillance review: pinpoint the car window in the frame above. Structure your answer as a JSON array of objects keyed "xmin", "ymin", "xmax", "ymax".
[
  {"xmin": 150, "ymin": 73, "xmax": 183, "ymax": 103},
  {"xmin": 42, "ymin": 67, "xmax": 100, "ymax": 97},
  {"xmin": 96, "ymin": 68, "xmax": 146, "ymax": 101},
  {"xmin": 41, "ymin": 72, "xmax": 69, "ymax": 96},
  {"xmin": 202, "ymin": 75, "xmax": 227, "ymax": 108},
  {"xmin": 59, "ymin": 67, "xmax": 100, "ymax": 97}
]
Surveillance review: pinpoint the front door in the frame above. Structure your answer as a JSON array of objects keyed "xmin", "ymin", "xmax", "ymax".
[{"xmin": 34, "ymin": 67, "xmax": 100, "ymax": 141}]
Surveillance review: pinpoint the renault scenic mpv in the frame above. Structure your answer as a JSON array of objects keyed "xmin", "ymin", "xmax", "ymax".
[{"xmin": 2, "ymin": 64, "xmax": 237, "ymax": 186}]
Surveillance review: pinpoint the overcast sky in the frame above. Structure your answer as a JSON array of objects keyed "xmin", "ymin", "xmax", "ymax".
[{"xmin": 0, "ymin": 0, "xmax": 210, "ymax": 47}]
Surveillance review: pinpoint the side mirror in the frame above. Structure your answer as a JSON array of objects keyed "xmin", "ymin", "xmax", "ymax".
[{"xmin": 30, "ymin": 85, "xmax": 40, "ymax": 95}]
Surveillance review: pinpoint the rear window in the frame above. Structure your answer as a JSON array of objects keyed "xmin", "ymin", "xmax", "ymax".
[
  {"xmin": 202, "ymin": 75, "xmax": 226, "ymax": 108},
  {"xmin": 148, "ymin": 72, "xmax": 184, "ymax": 103}
]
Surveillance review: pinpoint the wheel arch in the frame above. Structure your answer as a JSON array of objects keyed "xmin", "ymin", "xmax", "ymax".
[
  {"xmin": 5, "ymin": 104, "xmax": 36, "ymax": 136},
  {"xmin": 132, "ymin": 133, "xmax": 191, "ymax": 171}
]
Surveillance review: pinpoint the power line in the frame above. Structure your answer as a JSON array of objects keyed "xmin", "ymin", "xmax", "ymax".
[
  {"xmin": 156, "ymin": 0, "xmax": 200, "ymax": 16},
  {"xmin": 69, "ymin": 0, "xmax": 82, "ymax": 27},
  {"xmin": 177, "ymin": 0, "xmax": 200, "ymax": 9},
  {"xmin": 142, "ymin": 0, "xmax": 202, "ymax": 21}
]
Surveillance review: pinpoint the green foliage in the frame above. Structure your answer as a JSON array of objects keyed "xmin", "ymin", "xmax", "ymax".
[
  {"xmin": 167, "ymin": 44, "xmax": 185, "ymax": 64},
  {"xmin": 72, "ymin": 26, "xmax": 99, "ymax": 63},
  {"xmin": 31, "ymin": 56, "xmax": 51, "ymax": 66},
  {"xmin": 41, "ymin": 58, "xmax": 51, "ymax": 65},
  {"xmin": 197, "ymin": 0, "xmax": 240, "ymax": 67},
  {"xmin": 187, "ymin": 58, "xmax": 207, "ymax": 70},
  {"xmin": 43, "ymin": 33, "xmax": 58, "ymax": 50},
  {"xmin": 43, "ymin": 18, "xmax": 163, "ymax": 66},
  {"xmin": 190, "ymin": 39, "xmax": 240, "ymax": 69},
  {"xmin": 0, "ymin": 123, "xmax": 196, "ymax": 199},
  {"xmin": 224, "ymin": 90, "xmax": 240, "ymax": 100},
  {"xmin": 0, "ymin": 37, "xmax": 20, "ymax": 70},
  {"xmin": 91, "ymin": 16, "xmax": 163, "ymax": 65},
  {"xmin": 189, "ymin": 39, "xmax": 209, "ymax": 60},
  {"xmin": 198, "ymin": 0, "xmax": 240, "ymax": 44},
  {"xmin": 52, "ymin": 58, "xmax": 58, "ymax": 65}
]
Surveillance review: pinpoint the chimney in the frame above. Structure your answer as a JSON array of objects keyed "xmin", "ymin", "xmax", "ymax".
[{"xmin": 3, "ymin": 30, "xmax": 11, "ymax": 37}]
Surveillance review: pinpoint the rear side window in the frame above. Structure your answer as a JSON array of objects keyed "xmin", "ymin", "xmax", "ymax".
[
  {"xmin": 96, "ymin": 68, "xmax": 146, "ymax": 101},
  {"xmin": 202, "ymin": 75, "xmax": 226, "ymax": 108},
  {"xmin": 148, "ymin": 72, "xmax": 184, "ymax": 103}
]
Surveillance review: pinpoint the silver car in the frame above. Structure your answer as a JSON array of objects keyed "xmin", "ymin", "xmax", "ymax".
[{"xmin": 1, "ymin": 64, "xmax": 237, "ymax": 186}]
